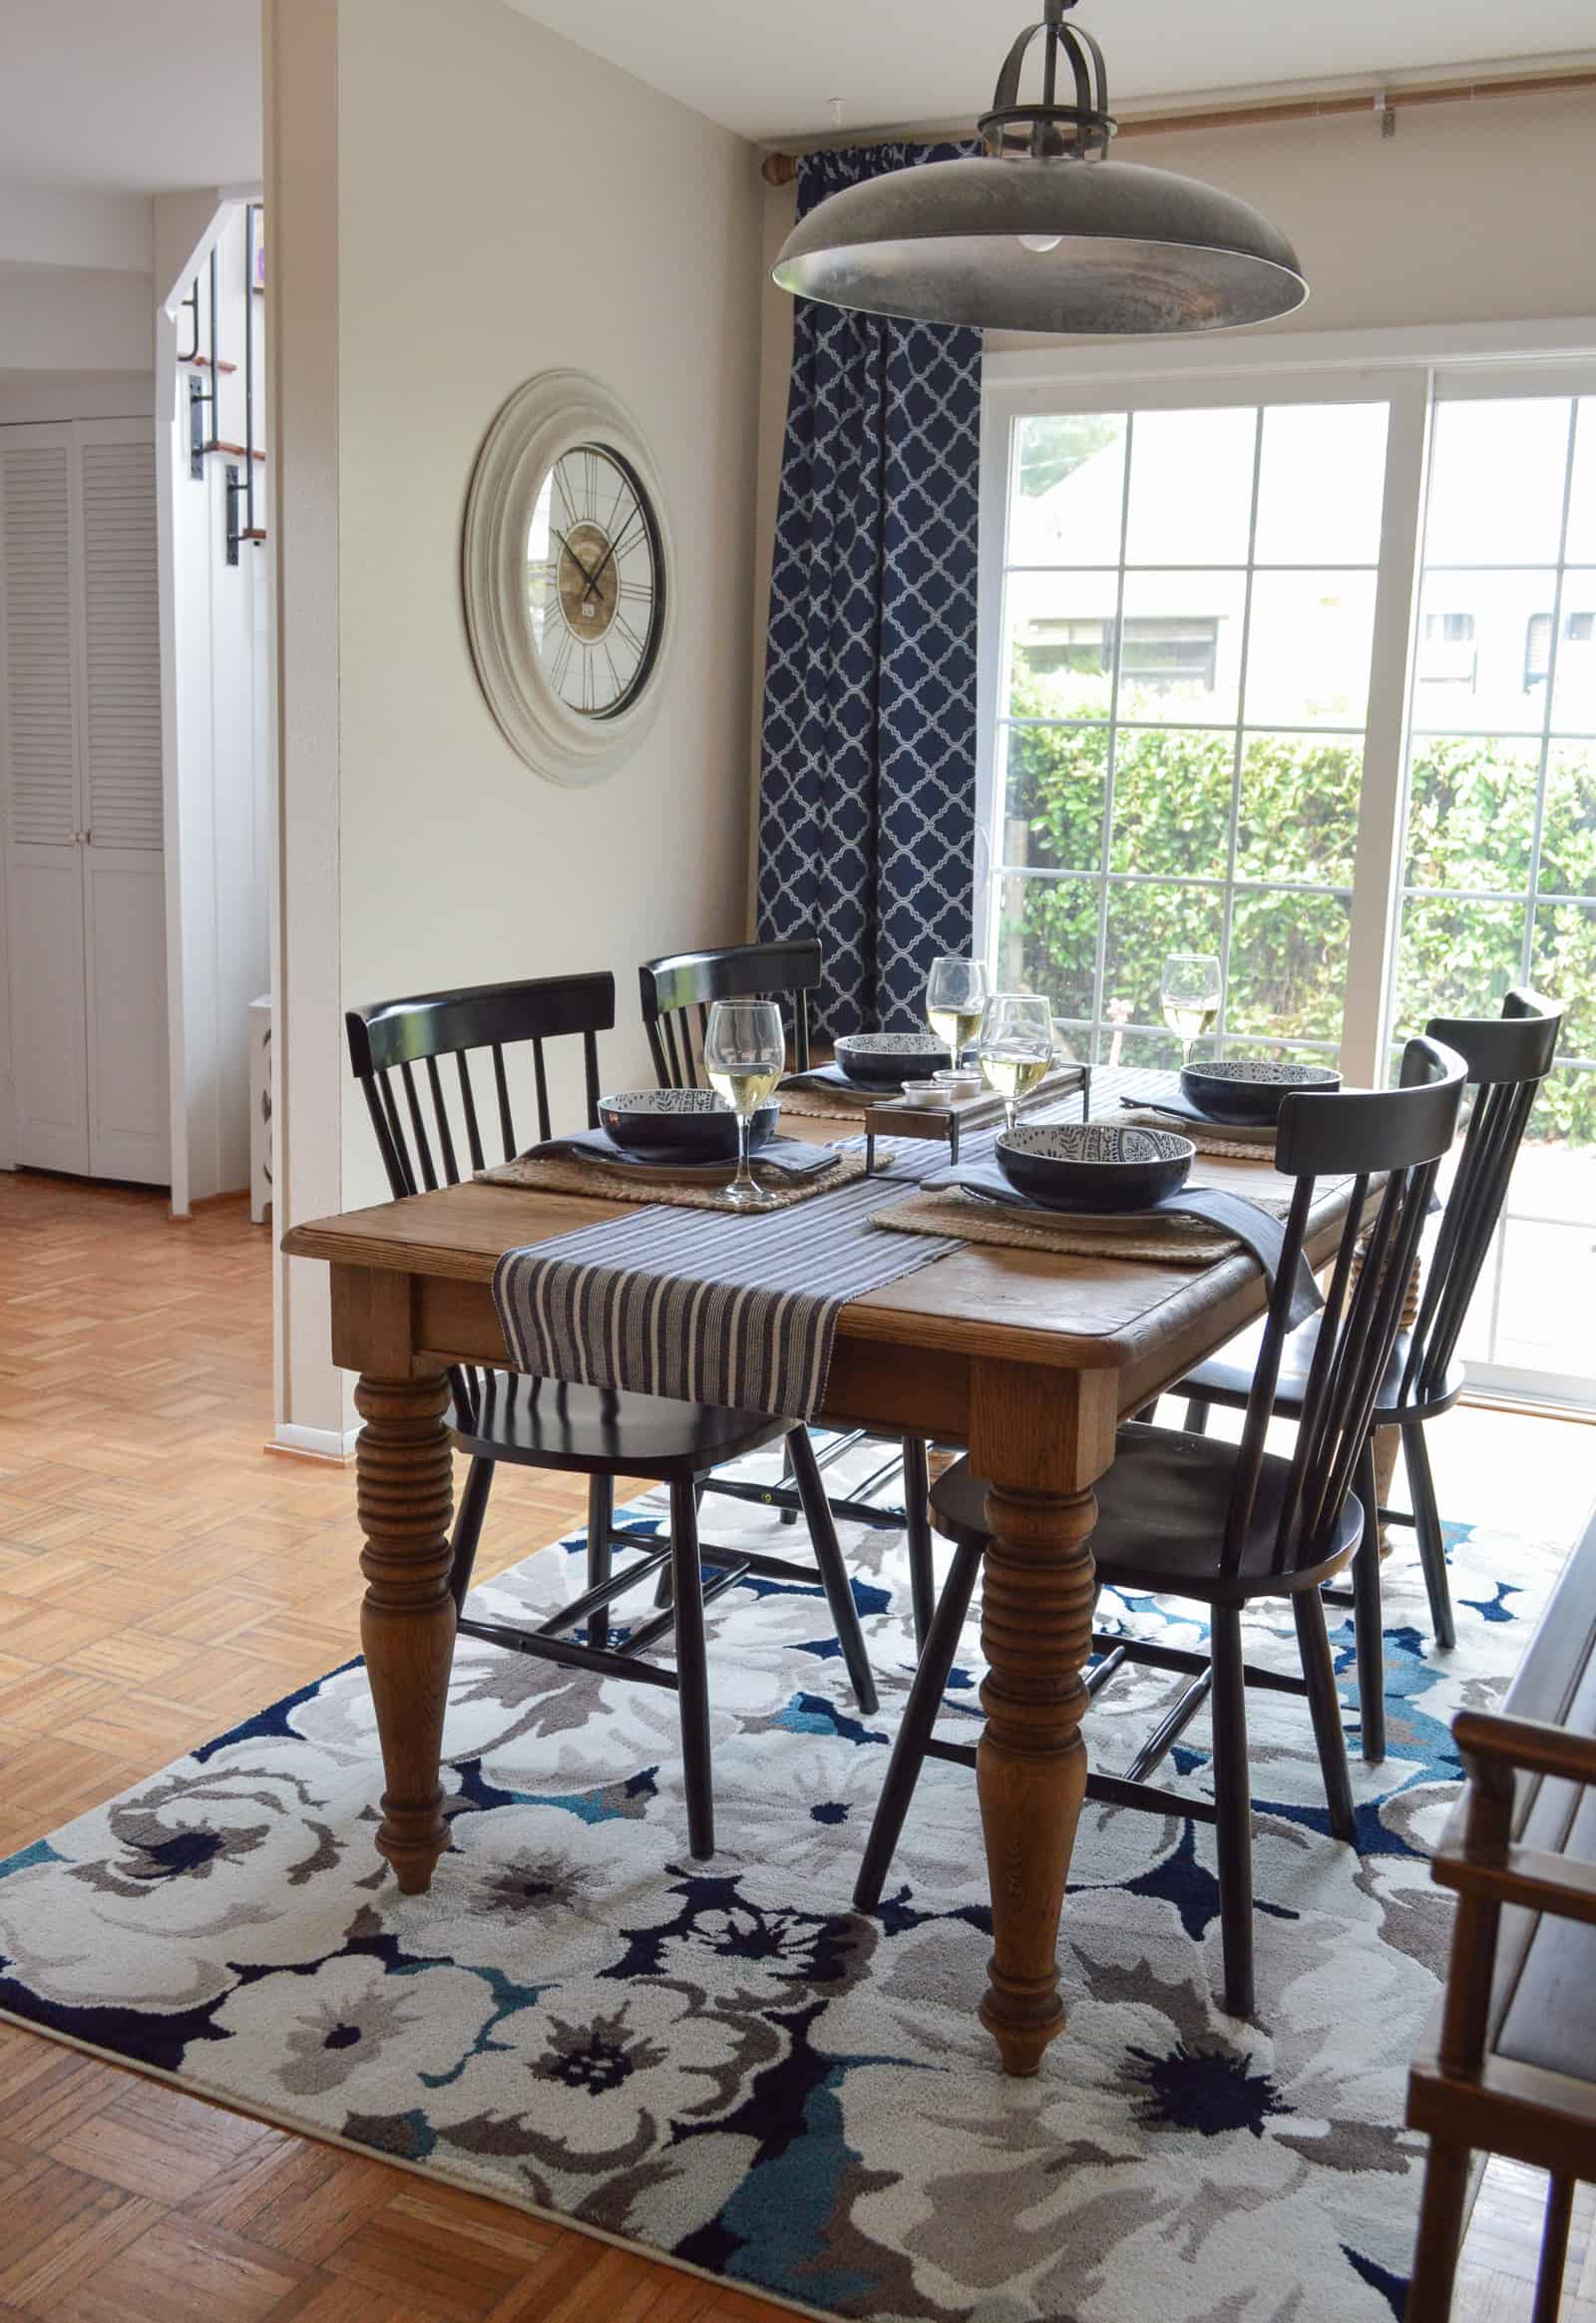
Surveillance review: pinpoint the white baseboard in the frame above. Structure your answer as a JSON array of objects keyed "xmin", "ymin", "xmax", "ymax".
[{"xmin": 267, "ymin": 1422, "xmax": 361, "ymax": 1463}]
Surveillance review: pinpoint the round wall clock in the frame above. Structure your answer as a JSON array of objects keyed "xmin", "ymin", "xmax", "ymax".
[{"xmin": 462, "ymin": 370, "xmax": 674, "ymax": 784}]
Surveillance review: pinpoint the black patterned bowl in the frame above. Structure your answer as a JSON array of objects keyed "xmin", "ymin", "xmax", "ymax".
[
  {"xmin": 1180, "ymin": 1059, "xmax": 1341, "ymax": 1125},
  {"xmin": 995, "ymin": 1122, "xmax": 1194, "ymax": 1214},
  {"xmin": 598, "ymin": 1089, "xmax": 779, "ymax": 1161},
  {"xmin": 833, "ymin": 1031, "xmax": 951, "ymax": 1086}
]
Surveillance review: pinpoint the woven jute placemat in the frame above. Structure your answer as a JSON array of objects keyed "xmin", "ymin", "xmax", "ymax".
[
  {"xmin": 478, "ymin": 1149, "xmax": 868, "ymax": 1214},
  {"xmin": 1119, "ymin": 1107, "xmax": 1277, "ymax": 1162},
  {"xmin": 869, "ymin": 1183, "xmax": 1290, "ymax": 1267},
  {"xmin": 777, "ymin": 1088, "xmax": 876, "ymax": 1120}
]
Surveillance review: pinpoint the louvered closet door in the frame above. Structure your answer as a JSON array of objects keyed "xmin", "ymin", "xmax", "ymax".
[
  {"xmin": 1, "ymin": 429, "xmax": 90, "ymax": 1173},
  {"xmin": 76, "ymin": 427, "xmax": 169, "ymax": 1183}
]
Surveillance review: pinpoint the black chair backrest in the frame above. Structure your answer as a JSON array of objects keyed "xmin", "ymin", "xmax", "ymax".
[
  {"xmin": 1402, "ymin": 986, "xmax": 1564, "ymax": 1402},
  {"xmin": 1219, "ymin": 1035, "xmax": 1468, "ymax": 1578},
  {"xmin": 345, "ymin": 971, "xmax": 613, "ymax": 1198},
  {"xmin": 638, "ymin": 939, "xmax": 819, "ymax": 1090}
]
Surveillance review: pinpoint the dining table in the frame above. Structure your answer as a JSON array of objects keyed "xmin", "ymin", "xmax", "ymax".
[{"xmin": 281, "ymin": 1075, "xmax": 1369, "ymax": 2078}]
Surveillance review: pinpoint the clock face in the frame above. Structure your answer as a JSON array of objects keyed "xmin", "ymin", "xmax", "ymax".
[{"xmin": 526, "ymin": 443, "xmax": 664, "ymax": 719}]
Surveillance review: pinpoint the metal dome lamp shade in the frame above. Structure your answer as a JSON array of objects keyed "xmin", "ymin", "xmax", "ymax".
[{"xmin": 772, "ymin": 0, "xmax": 1307, "ymax": 334}]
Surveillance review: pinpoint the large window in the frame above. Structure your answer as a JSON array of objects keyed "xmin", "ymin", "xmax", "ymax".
[
  {"xmin": 1390, "ymin": 392, "xmax": 1596, "ymax": 1399},
  {"xmin": 981, "ymin": 362, "xmax": 1596, "ymax": 1406},
  {"xmin": 990, "ymin": 395, "xmax": 1391, "ymax": 1071}
]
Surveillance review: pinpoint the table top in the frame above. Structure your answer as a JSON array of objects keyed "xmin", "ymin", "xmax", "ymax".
[{"xmin": 283, "ymin": 1112, "xmax": 1361, "ymax": 1384}]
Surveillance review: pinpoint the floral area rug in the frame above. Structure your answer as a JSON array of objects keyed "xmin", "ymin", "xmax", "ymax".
[{"xmin": 0, "ymin": 1440, "xmax": 1567, "ymax": 2323}]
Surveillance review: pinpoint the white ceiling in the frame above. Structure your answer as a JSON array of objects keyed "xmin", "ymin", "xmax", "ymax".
[
  {"xmin": 0, "ymin": 0, "xmax": 259, "ymax": 195},
  {"xmin": 0, "ymin": 0, "xmax": 1587, "ymax": 205},
  {"xmin": 504, "ymin": 0, "xmax": 1596, "ymax": 143}
]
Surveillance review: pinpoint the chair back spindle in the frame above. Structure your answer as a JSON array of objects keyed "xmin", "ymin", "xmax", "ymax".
[
  {"xmin": 345, "ymin": 972, "xmax": 616, "ymax": 1426},
  {"xmin": 1212, "ymin": 1035, "xmax": 1466, "ymax": 1581},
  {"xmin": 638, "ymin": 940, "xmax": 820, "ymax": 1090},
  {"xmin": 1400, "ymin": 987, "xmax": 1563, "ymax": 1404}
]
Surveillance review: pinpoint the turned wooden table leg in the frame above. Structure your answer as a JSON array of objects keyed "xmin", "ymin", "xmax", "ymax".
[
  {"xmin": 355, "ymin": 1366, "xmax": 456, "ymax": 1893},
  {"xmin": 976, "ymin": 1478, "xmax": 1100, "ymax": 2075}
]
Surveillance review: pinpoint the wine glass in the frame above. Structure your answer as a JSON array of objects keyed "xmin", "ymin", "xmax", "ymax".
[
  {"xmin": 1160, "ymin": 954, "xmax": 1223, "ymax": 1067},
  {"xmin": 926, "ymin": 956, "xmax": 989, "ymax": 1074},
  {"xmin": 703, "ymin": 999, "xmax": 786, "ymax": 1212},
  {"xmin": 977, "ymin": 991, "xmax": 1054, "ymax": 1135}
]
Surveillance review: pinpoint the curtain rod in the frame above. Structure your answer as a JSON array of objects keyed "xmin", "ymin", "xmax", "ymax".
[{"xmin": 758, "ymin": 63, "xmax": 1596, "ymax": 187}]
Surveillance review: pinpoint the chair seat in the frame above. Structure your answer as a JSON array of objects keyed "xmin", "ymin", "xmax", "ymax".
[
  {"xmin": 1177, "ymin": 1316, "xmax": 1465, "ymax": 1426},
  {"xmin": 931, "ymin": 1422, "xmax": 1363, "ymax": 1602},
  {"xmin": 452, "ymin": 1370, "xmax": 787, "ymax": 1480}
]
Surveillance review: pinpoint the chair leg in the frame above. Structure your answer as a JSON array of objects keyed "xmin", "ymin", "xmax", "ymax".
[
  {"xmin": 1532, "ymin": 2174, "xmax": 1576, "ymax": 2323},
  {"xmin": 1405, "ymin": 2138, "xmax": 1473, "ymax": 2323},
  {"xmin": 668, "ymin": 1476, "xmax": 714, "ymax": 1859},
  {"xmin": 1292, "ymin": 1585, "xmax": 1356, "ymax": 1843},
  {"xmin": 778, "ymin": 1430, "xmax": 799, "ymax": 1524},
  {"xmin": 654, "ymin": 1477, "xmax": 701, "ymax": 1611},
  {"xmin": 787, "ymin": 1424, "xmax": 879, "ymax": 1716},
  {"xmin": 585, "ymin": 1475, "xmax": 613, "ymax": 1652},
  {"xmin": 1403, "ymin": 1420, "xmax": 1456, "ymax": 1652},
  {"xmin": 1185, "ymin": 1395, "xmax": 1211, "ymax": 1434},
  {"xmin": 1353, "ymin": 1443, "xmax": 1388, "ymax": 1764},
  {"xmin": 854, "ymin": 1538, "xmax": 983, "ymax": 1911},
  {"xmin": 1210, "ymin": 1605, "xmax": 1255, "ymax": 2018},
  {"xmin": 902, "ymin": 1435, "xmax": 935, "ymax": 1654},
  {"xmin": 449, "ymin": 1456, "xmax": 495, "ymax": 1616}
]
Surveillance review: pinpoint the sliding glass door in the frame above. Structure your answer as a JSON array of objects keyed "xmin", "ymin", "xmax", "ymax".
[
  {"xmin": 1390, "ymin": 389, "xmax": 1596, "ymax": 1402},
  {"xmin": 981, "ymin": 364, "xmax": 1596, "ymax": 1407}
]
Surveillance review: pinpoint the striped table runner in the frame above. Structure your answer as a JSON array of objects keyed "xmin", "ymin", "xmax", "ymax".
[
  {"xmin": 491, "ymin": 1070, "xmax": 1224, "ymax": 1424},
  {"xmin": 493, "ymin": 1169, "xmax": 964, "ymax": 1422}
]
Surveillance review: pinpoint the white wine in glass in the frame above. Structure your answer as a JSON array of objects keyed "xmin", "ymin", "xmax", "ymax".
[
  {"xmin": 978, "ymin": 991, "xmax": 1054, "ymax": 1134},
  {"xmin": 703, "ymin": 999, "xmax": 786, "ymax": 1211},
  {"xmin": 980, "ymin": 1050, "xmax": 1052, "ymax": 1106},
  {"xmin": 704, "ymin": 1062, "xmax": 782, "ymax": 1112},
  {"xmin": 1160, "ymin": 954, "xmax": 1223, "ymax": 1067},
  {"xmin": 925, "ymin": 956, "xmax": 989, "ymax": 1073}
]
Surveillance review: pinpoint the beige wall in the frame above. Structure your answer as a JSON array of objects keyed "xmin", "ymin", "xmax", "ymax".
[
  {"xmin": 336, "ymin": 0, "xmax": 762, "ymax": 1198},
  {"xmin": 269, "ymin": 0, "xmax": 765, "ymax": 1443}
]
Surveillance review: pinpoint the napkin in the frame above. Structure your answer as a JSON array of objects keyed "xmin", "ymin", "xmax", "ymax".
[{"xmin": 520, "ymin": 1126, "xmax": 845, "ymax": 1180}]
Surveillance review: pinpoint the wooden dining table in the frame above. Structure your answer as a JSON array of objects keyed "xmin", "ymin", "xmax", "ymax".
[{"xmin": 282, "ymin": 1116, "xmax": 1364, "ymax": 2079}]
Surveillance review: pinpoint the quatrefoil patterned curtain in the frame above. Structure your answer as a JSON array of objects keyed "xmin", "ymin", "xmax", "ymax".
[{"xmin": 756, "ymin": 143, "xmax": 983, "ymax": 1040}]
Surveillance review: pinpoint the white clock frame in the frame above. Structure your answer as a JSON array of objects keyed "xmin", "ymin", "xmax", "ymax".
[{"xmin": 462, "ymin": 369, "xmax": 674, "ymax": 786}]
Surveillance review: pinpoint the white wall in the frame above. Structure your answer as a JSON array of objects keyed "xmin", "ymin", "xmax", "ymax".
[
  {"xmin": 268, "ymin": 0, "xmax": 765, "ymax": 1448},
  {"xmin": 0, "ymin": 262, "xmax": 154, "ymax": 376}
]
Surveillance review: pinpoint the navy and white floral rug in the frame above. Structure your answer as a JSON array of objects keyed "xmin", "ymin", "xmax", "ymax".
[{"xmin": 0, "ymin": 1443, "xmax": 1566, "ymax": 2323}]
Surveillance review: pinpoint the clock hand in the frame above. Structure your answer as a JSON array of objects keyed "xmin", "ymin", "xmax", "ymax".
[
  {"xmin": 584, "ymin": 505, "xmax": 645, "ymax": 597},
  {"xmin": 552, "ymin": 527, "xmax": 602, "ymax": 596}
]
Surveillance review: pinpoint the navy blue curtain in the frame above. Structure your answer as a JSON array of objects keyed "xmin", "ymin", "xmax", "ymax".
[{"xmin": 756, "ymin": 143, "xmax": 983, "ymax": 1040}]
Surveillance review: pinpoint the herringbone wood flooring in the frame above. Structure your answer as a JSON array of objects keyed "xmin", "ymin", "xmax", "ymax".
[
  {"xmin": 0, "ymin": 1170, "xmax": 1587, "ymax": 2320},
  {"xmin": 0, "ymin": 1170, "xmax": 783, "ymax": 2322}
]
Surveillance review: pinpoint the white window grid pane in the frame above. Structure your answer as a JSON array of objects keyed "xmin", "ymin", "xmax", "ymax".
[
  {"xmin": 1387, "ymin": 398, "xmax": 1593, "ymax": 1057},
  {"xmin": 997, "ymin": 403, "xmax": 1389, "ymax": 1064}
]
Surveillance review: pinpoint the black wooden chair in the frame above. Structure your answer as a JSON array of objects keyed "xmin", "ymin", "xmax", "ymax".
[
  {"xmin": 852, "ymin": 1036, "xmax": 1468, "ymax": 2019},
  {"xmin": 1171, "ymin": 989, "xmax": 1563, "ymax": 1758},
  {"xmin": 638, "ymin": 939, "xmax": 939, "ymax": 1650},
  {"xmin": 345, "ymin": 970, "xmax": 879, "ymax": 1859}
]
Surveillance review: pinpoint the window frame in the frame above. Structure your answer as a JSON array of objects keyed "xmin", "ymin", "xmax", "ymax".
[
  {"xmin": 978, "ymin": 360, "xmax": 1429, "ymax": 1084},
  {"xmin": 977, "ymin": 323, "xmax": 1596, "ymax": 1409}
]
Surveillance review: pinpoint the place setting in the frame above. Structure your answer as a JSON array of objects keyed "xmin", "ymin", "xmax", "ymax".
[
  {"xmin": 482, "ymin": 998, "xmax": 867, "ymax": 1212},
  {"xmin": 866, "ymin": 962, "xmax": 1330, "ymax": 1318}
]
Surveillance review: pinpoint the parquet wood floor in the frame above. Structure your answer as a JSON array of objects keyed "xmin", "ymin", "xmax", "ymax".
[{"xmin": 0, "ymin": 1169, "xmax": 1587, "ymax": 2320}]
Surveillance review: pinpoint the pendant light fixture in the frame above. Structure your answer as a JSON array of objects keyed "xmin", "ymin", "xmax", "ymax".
[{"xmin": 772, "ymin": 0, "xmax": 1307, "ymax": 335}]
